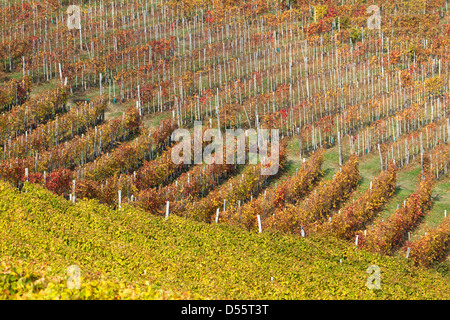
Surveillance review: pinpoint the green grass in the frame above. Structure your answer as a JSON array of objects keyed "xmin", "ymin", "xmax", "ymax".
[
  {"xmin": 4, "ymin": 71, "xmax": 24, "ymax": 81},
  {"xmin": 107, "ymin": 111, "xmax": 124, "ymax": 118},
  {"xmin": 145, "ymin": 111, "xmax": 173, "ymax": 128},
  {"xmin": 374, "ymin": 164, "xmax": 422, "ymax": 223},
  {"xmin": 413, "ymin": 177, "xmax": 450, "ymax": 238},
  {"xmin": 408, "ymin": 176, "xmax": 450, "ymax": 273},
  {"xmin": 30, "ymin": 79, "xmax": 60, "ymax": 97},
  {"xmin": 321, "ymin": 145, "xmax": 340, "ymax": 181},
  {"xmin": 0, "ymin": 181, "xmax": 449, "ymax": 299},
  {"xmin": 284, "ymin": 136, "xmax": 305, "ymax": 175},
  {"xmin": 391, "ymin": 176, "xmax": 450, "ymax": 271},
  {"xmin": 327, "ymin": 152, "xmax": 384, "ymax": 217},
  {"xmin": 358, "ymin": 154, "xmax": 384, "ymax": 188}
]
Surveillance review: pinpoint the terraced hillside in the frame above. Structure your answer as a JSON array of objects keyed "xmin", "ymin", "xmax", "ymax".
[{"xmin": 0, "ymin": 0, "xmax": 449, "ymax": 299}]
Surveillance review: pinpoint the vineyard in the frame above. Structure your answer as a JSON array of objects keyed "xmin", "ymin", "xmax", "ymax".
[{"xmin": 0, "ymin": 0, "xmax": 449, "ymax": 299}]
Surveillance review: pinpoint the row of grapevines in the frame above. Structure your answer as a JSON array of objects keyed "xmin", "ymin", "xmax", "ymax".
[
  {"xmin": 0, "ymin": 39, "xmax": 30, "ymax": 72},
  {"xmin": 75, "ymin": 129, "xmax": 258, "ymax": 207},
  {"xmin": 405, "ymin": 217, "xmax": 450, "ymax": 267},
  {"xmin": 358, "ymin": 170, "xmax": 435, "ymax": 255},
  {"xmin": 1, "ymin": 96, "xmax": 107, "ymax": 160},
  {"xmin": 75, "ymin": 131, "xmax": 250, "ymax": 208},
  {"xmin": 74, "ymin": 144, "xmax": 193, "ymax": 205},
  {"xmin": 134, "ymin": 145, "xmax": 186, "ymax": 190},
  {"xmin": 0, "ymin": 107, "xmax": 141, "ymax": 185},
  {"xmin": 428, "ymin": 142, "xmax": 450, "ymax": 179},
  {"xmin": 318, "ymin": 163, "xmax": 398, "ymax": 239},
  {"xmin": 132, "ymin": 124, "xmax": 230, "ymax": 190},
  {"xmin": 221, "ymin": 149, "xmax": 324, "ymax": 231},
  {"xmin": 0, "ymin": 85, "xmax": 69, "ymax": 143},
  {"xmin": 273, "ymin": 150, "xmax": 324, "ymax": 207},
  {"xmin": 75, "ymin": 128, "xmax": 272, "ymax": 208},
  {"xmin": 186, "ymin": 139, "xmax": 288, "ymax": 223},
  {"xmin": 136, "ymin": 161, "xmax": 237, "ymax": 216},
  {"xmin": 383, "ymin": 116, "xmax": 450, "ymax": 167},
  {"xmin": 75, "ymin": 118, "xmax": 178, "ymax": 181},
  {"xmin": 44, "ymin": 125, "xmax": 199, "ymax": 203},
  {"xmin": 266, "ymin": 155, "xmax": 360, "ymax": 234},
  {"xmin": 0, "ymin": 76, "xmax": 31, "ymax": 111},
  {"xmin": 75, "ymin": 172, "xmax": 139, "ymax": 206}
]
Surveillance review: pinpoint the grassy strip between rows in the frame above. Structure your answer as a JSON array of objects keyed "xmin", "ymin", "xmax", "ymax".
[{"xmin": 0, "ymin": 181, "xmax": 449, "ymax": 300}]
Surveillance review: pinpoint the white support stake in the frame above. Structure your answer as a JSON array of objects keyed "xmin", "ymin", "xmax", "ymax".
[
  {"xmin": 59, "ymin": 63, "xmax": 63, "ymax": 82},
  {"xmin": 257, "ymin": 214, "xmax": 262, "ymax": 233},
  {"xmin": 215, "ymin": 208, "xmax": 220, "ymax": 224},
  {"xmin": 165, "ymin": 201, "xmax": 170, "ymax": 219},
  {"xmin": 72, "ymin": 180, "xmax": 76, "ymax": 203},
  {"xmin": 405, "ymin": 247, "xmax": 410, "ymax": 259},
  {"xmin": 99, "ymin": 73, "xmax": 103, "ymax": 95}
]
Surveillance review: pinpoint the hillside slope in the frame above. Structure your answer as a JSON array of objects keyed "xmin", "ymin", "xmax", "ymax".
[{"xmin": 0, "ymin": 182, "xmax": 448, "ymax": 299}]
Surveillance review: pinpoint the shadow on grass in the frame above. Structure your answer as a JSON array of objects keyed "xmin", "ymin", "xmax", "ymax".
[
  {"xmin": 322, "ymin": 168, "xmax": 334, "ymax": 180},
  {"xmin": 392, "ymin": 186, "xmax": 403, "ymax": 197},
  {"xmin": 357, "ymin": 176, "xmax": 366, "ymax": 187}
]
